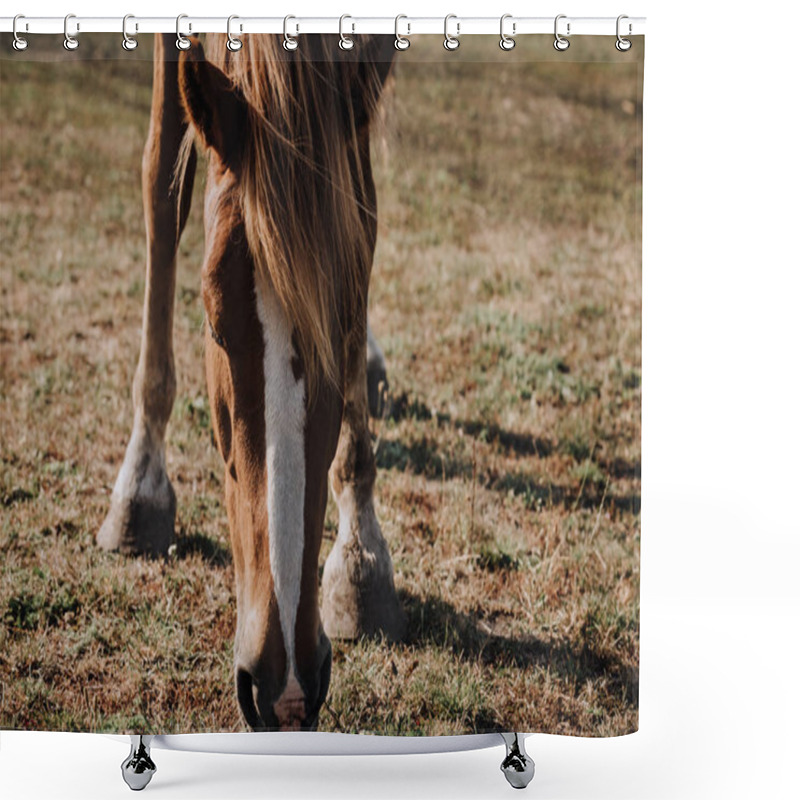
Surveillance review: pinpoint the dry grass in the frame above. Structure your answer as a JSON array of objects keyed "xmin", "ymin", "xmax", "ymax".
[{"xmin": 1, "ymin": 35, "xmax": 642, "ymax": 736}]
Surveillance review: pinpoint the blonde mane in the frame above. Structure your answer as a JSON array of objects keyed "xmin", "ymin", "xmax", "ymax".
[{"xmin": 179, "ymin": 34, "xmax": 392, "ymax": 398}]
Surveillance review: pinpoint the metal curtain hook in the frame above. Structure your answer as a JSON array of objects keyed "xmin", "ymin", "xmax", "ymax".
[
  {"xmin": 499, "ymin": 14, "xmax": 516, "ymax": 50},
  {"xmin": 339, "ymin": 14, "xmax": 354, "ymax": 50},
  {"xmin": 227, "ymin": 15, "xmax": 243, "ymax": 51},
  {"xmin": 63, "ymin": 13, "xmax": 79, "ymax": 51},
  {"xmin": 443, "ymin": 14, "xmax": 460, "ymax": 51},
  {"xmin": 283, "ymin": 15, "xmax": 298, "ymax": 51},
  {"xmin": 122, "ymin": 14, "xmax": 138, "ymax": 51},
  {"xmin": 616, "ymin": 14, "xmax": 632, "ymax": 51},
  {"xmin": 12, "ymin": 14, "xmax": 28, "ymax": 51},
  {"xmin": 176, "ymin": 14, "xmax": 191, "ymax": 51},
  {"xmin": 554, "ymin": 14, "xmax": 570, "ymax": 51},
  {"xmin": 394, "ymin": 15, "xmax": 410, "ymax": 51}
]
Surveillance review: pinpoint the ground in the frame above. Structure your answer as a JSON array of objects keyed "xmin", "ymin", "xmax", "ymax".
[{"xmin": 0, "ymin": 35, "xmax": 641, "ymax": 736}]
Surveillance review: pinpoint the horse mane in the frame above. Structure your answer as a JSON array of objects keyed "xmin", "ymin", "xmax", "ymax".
[{"xmin": 177, "ymin": 34, "xmax": 393, "ymax": 398}]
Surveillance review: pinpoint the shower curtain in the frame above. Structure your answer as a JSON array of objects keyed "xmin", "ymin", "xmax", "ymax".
[{"xmin": 0, "ymin": 30, "xmax": 642, "ymax": 740}]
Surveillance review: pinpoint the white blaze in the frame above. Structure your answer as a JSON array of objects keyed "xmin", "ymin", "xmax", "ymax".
[{"xmin": 255, "ymin": 282, "xmax": 306, "ymax": 705}]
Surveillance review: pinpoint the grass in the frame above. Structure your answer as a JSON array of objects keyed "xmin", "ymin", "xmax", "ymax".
[{"xmin": 0, "ymin": 35, "xmax": 642, "ymax": 736}]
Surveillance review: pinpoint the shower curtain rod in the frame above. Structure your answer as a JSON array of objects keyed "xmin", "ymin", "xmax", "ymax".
[{"xmin": 1, "ymin": 16, "xmax": 646, "ymax": 38}]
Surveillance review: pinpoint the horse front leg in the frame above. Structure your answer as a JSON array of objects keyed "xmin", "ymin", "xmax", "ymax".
[
  {"xmin": 321, "ymin": 320, "xmax": 405, "ymax": 640},
  {"xmin": 98, "ymin": 35, "xmax": 197, "ymax": 556}
]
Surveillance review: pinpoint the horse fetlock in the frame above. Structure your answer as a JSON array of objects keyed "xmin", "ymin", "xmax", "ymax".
[
  {"xmin": 97, "ymin": 434, "xmax": 176, "ymax": 556},
  {"xmin": 321, "ymin": 498, "xmax": 405, "ymax": 641}
]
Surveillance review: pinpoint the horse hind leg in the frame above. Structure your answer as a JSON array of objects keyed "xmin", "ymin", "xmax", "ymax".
[
  {"xmin": 366, "ymin": 321, "xmax": 389, "ymax": 420},
  {"xmin": 321, "ymin": 323, "xmax": 405, "ymax": 641},
  {"xmin": 98, "ymin": 35, "xmax": 196, "ymax": 556}
]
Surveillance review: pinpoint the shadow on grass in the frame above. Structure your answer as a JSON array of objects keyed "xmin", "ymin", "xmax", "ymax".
[
  {"xmin": 381, "ymin": 391, "xmax": 640, "ymax": 514},
  {"xmin": 175, "ymin": 529, "xmax": 231, "ymax": 568},
  {"xmin": 376, "ymin": 437, "xmax": 467, "ymax": 482},
  {"xmin": 377, "ymin": 436, "xmax": 640, "ymax": 515},
  {"xmin": 399, "ymin": 589, "xmax": 639, "ymax": 710},
  {"xmin": 388, "ymin": 391, "xmax": 554, "ymax": 458},
  {"xmin": 603, "ymin": 457, "xmax": 642, "ymax": 480},
  {"xmin": 493, "ymin": 471, "xmax": 641, "ymax": 515}
]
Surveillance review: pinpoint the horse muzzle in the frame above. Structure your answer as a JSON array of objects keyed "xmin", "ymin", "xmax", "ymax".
[{"xmin": 235, "ymin": 641, "xmax": 331, "ymax": 732}]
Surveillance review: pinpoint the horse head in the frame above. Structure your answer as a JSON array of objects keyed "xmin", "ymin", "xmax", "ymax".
[{"xmin": 175, "ymin": 35, "xmax": 395, "ymax": 730}]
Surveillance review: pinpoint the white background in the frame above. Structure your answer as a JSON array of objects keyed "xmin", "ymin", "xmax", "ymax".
[{"xmin": 2, "ymin": 1, "xmax": 799, "ymax": 798}]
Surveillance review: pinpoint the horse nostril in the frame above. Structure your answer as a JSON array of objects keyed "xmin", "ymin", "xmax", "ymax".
[
  {"xmin": 236, "ymin": 667, "xmax": 262, "ymax": 730},
  {"xmin": 304, "ymin": 641, "xmax": 332, "ymax": 729}
]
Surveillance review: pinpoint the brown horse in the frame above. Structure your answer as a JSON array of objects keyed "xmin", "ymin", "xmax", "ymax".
[{"xmin": 97, "ymin": 33, "xmax": 404, "ymax": 731}]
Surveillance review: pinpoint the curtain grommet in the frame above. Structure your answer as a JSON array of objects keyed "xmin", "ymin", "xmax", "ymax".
[
  {"xmin": 283, "ymin": 15, "xmax": 299, "ymax": 52},
  {"xmin": 499, "ymin": 14, "xmax": 516, "ymax": 51},
  {"xmin": 63, "ymin": 13, "xmax": 79, "ymax": 51},
  {"xmin": 554, "ymin": 14, "xmax": 570, "ymax": 51},
  {"xmin": 227, "ymin": 15, "xmax": 243, "ymax": 52},
  {"xmin": 443, "ymin": 14, "xmax": 460, "ymax": 51},
  {"xmin": 122, "ymin": 14, "xmax": 138, "ymax": 51},
  {"xmin": 176, "ymin": 14, "xmax": 191, "ymax": 51},
  {"xmin": 394, "ymin": 15, "xmax": 410, "ymax": 51},
  {"xmin": 12, "ymin": 14, "xmax": 29, "ymax": 51},
  {"xmin": 616, "ymin": 15, "xmax": 632, "ymax": 51},
  {"xmin": 339, "ymin": 14, "xmax": 355, "ymax": 51}
]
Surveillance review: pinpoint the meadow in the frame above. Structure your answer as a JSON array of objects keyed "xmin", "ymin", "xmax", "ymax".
[{"xmin": 1, "ymin": 34, "xmax": 642, "ymax": 736}]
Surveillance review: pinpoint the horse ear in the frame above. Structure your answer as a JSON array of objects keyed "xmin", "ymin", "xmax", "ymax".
[
  {"xmin": 358, "ymin": 35, "xmax": 398, "ymax": 92},
  {"xmin": 178, "ymin": 40, "xmax": 249, "ymax": 171},
  {"xmin": 348, "ymin": 36, "xmax": 397, "ymax": 128}
]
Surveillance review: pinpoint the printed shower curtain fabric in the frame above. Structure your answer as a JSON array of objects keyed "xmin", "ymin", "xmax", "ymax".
[{"xmin": 0, "ymin": 32, "xmax": 643, "ymax": 737}]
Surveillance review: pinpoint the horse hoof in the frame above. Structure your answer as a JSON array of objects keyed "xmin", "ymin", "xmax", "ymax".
[
  {"xmin": 321, "ymin": 573, "xmax": 405, "ymax": 641},
  {"xmin": 121, "ymin": 736, "xmax": 156, "ymax": 791},
  {"xmin": 97, "ymin": 485, "xmax": 176, "ymax": 557},
  {"xmin": 500, "ymin": 733, "xmax": 535, "ymax": 790},
  {"xmin": 321, "ymin": 523, "xmax": 405, "ymax": 641}
]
